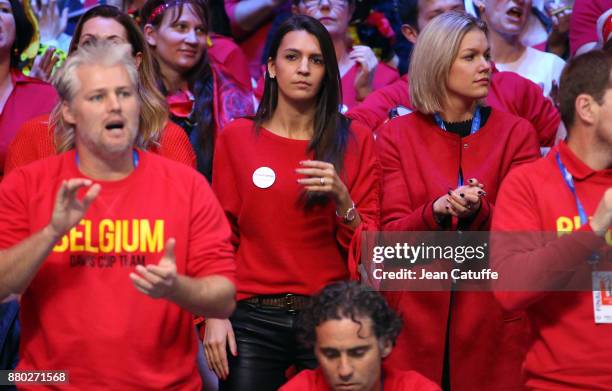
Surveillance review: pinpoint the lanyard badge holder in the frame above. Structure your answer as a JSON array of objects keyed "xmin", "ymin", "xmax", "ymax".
[
  {"xmin": 434, "ymin": 106, "xmax": 481, "ymax": 187},
  {"xmin": 556, "ymin": 153, "xmax": 610, "ymax": 323}
]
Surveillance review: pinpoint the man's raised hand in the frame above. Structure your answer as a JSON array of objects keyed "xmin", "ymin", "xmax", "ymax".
[
  {"xmin": 130, "ymin": 238, "xmax": 178, "ymax": 299},
  {"xmin": 49, "ymin": 179, "xmax": 100, "ymax": 238}
]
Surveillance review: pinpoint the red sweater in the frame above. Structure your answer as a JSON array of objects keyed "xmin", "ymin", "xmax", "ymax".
[
  {"xmin": 492, "ymin": 142, "xmax": 612, "ymax": 390},
  {"xmin": 376, "ymin": 109, "xmax": 540, "ymax": 390},
  {"xmin": 213, "ymin": 118, "xmax": 380, "ymax": 300},
  {"xmin": 279, "ymin": 367, "xmax": 441, "ymax": 391},
  {"xmin": 4, "ymin": 114, "xmax": 196, "ymax": 174},
  {"xmin": 0, "ymin": 150, "xmax": 235, "ymax": 390},
  {"xmin": 347, "ymin": 71, "xmax": 560, "ymax": 147}
]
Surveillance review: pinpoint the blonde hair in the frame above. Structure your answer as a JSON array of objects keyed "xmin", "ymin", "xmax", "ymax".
[
  {"xmin": 409, "ymin": 11, "xmax": 488, "ymax": 114},
  {"xmin": 51, "ymin": 7, "xmax": 168, "ymax": 153}
]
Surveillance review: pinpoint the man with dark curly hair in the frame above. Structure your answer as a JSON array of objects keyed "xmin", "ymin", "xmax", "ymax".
[{"xmin": 280, "ymin": 281, "xmax": 440, "ymax": 391}]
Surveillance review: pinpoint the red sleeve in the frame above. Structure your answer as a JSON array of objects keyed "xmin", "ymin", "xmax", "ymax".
[
  {"xmin": 491, "ymin": 168, "xmax": 604, "ymax": 312},
  {"xmin": 224, "ymin": 0, "xmax": 247, "ymax": 37},
  {"xmin": 513, "ymin": 78, "xmax": 560, "ymax": 147},
  {"xmin": 186, "ymin": 173, "xmax": 236, "ymax": 282},
  {"xmin": 569, "ymin": 0, "xmax": 609, "ymax": 55},
  {"xmin": 377, "ymin": 121, "xmax": 440, "ymax": 232},
  {"xmin": 153, "ymin": 121, "xmax": 196, "ymax": 168},
  {"xmin": 346, "ymin": 78, "xmax": 410, "ymax": 132},
  {"xmin": 489, "ymin": 72, "xmax": 561, "ymax": 147},
  {"xmin": 336, "ymin": 122, "xmax": 381, "ymax": 278},
  {"xmin": 0, "ymin": 169, "xmax": 32, "ymax": 249},
  {"xmin": 211, "ymin": 129, "xmax": 241, "ymax": 250},
  {"xmin": 5, "ymin": 116, "xmax": 55, "ymax": 176}
]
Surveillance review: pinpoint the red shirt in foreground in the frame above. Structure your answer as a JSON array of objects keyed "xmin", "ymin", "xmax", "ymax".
[
  {"xmin": 376, "ymin": 109, "xmax": 540, "ymax": 390},
  {"xmin": 213, "ymin": 118, "xmax": 380, "ymax": 300},
  {"xmin": 347, "ymin": 71, "xmax": 560, "ymax": 147},
  {"xmin": 0, "ymin": 70, "xmax": 57, "ymax": 179},
  {"xmin": 0, "ymin": 151, "xmax": 235, "ymax": 390},
  {"xmin": 279, "ymin": 367, "xmax": 442, "ymax": 391},
  {"xmin": 4, "ymin": 114, "xmax": 196, "ymax": 175},
  {"xmin": 492, "ymin": 142, "xmax": 612, "ymax": 390}
]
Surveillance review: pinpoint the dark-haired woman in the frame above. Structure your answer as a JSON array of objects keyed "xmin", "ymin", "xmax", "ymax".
[
  {"xmin": 205, "ymin": 14, "xmax": 380, "ymax": 391},
  {"xmin": 141, "ymin": 0, "xmax": 254, "ymax": 180},
  {"xmin": 5, "ymin": 5, "xmax": 196, "ymax": 175},
  {"xmin": 0, "ymin": 0, "xmax": 57, "ymax": 180}
]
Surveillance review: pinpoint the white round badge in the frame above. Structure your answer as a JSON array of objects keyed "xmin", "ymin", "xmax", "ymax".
[{"xmin": 252, "ymin": 167, "xmax": 276, "ymax": 189}]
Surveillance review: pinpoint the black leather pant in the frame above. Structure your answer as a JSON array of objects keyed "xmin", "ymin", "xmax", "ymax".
[{"xmin": 219, "ymin": 301, "xmax": 317, "ymax": 391}]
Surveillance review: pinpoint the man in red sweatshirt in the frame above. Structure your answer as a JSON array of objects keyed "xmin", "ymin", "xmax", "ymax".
[
  {"xmin": 346, "ymin": 0, "xmax": 561, "ymax": 147},
  {"xmin": 492, "ymin": 49, "xmax": 612, "ymax": 390},
  {"xmin": 279, "ymin": 281, "xmax": 440, "ymax": 391}
]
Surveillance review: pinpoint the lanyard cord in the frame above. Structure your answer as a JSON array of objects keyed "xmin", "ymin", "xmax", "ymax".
[
  {"xmin": 433, "ymin": 105, "xmax": 482, "ymax": 187},
  {"xmin": 555, "ymin": 152, "xmax": 600, "ymax": 264}
]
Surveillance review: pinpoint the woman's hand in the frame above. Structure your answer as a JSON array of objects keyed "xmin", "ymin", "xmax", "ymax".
[
  {"xmin": 296, "ymin": 160, "xmax": 351, "ymax": 206},
  {"xmin": 350, "ymin": 45, "xmax": 378, "ymax": 102},
  {"xmin": 29, "ymin": 47, "xmax": 60, "ymax": 82},
  {"xmin": 433, "ymin": 178, "xmax": 486, "ymax": 220},
  {"xmin": 31, "ymin": 0, "xmax": 68, "ymax": 43},
  {"xmin": 204, "ymin": 318, "xmax": 237, "ymax": 381}
]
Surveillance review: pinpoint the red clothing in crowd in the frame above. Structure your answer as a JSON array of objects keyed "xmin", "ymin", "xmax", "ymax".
[
  {"xmin": 347, "ymin": 71, "xmax": 560, "ymax": 147},
  {"xmin": 209, "ymin": 33, "xmax": 252, "ymax": 94},
  {"xmin": 340, "ymin": 62, "xmax": 400, "ymax": 111},
  {"xmin": 0, "ymin": 70, "xmax": 57, "ymax": 179},
  {"xmin": 376, "ymin": 109, "xmax": 540, "ymax": 390},
  {"xmin": 4, "ymin": 114, "xmax": 196, "ymax": 175},
  {"xmin": 0, "ymin": 150, "xmax": 235, "ymax": 390},
  {"xmin": 492, "ymin": 142, "xmax": 612, "ymax": 390},
  {"xmin": 213, "ymin": 118, "xmax": 380, "ymax": 300},
  {"xmin": 570, "ymin": 0, "xmax": 612, "ymax": 55},
  {"xmin": 254, "ymin": 62, "xmax": 400, "ymax": 111},
  {"xmin": 224, "ymin": 0, "xmax": 291, "ymax": 80},
  {"xmin": 279, "ymin": 367, "xmax": 442, "ymax": 391}
]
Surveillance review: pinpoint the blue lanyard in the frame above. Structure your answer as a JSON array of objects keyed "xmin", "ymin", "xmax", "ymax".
[
  {"xmin": 555, "ymin": 152, "xmax": 600, "ymax": 264},
  {"xmin": 434, "ymin": 106, "xmax": 482, "ymax": 187},
  {"xmin": 555, "ymin": 152, "xmax": 588, "ymax": 225},
  {"xmin": 433, "ymin": 105, "xmax": 482, "ymax": 134},
  {"xmin": 76, "ymin": 150, "xmax": 140, "ymax": 168}
]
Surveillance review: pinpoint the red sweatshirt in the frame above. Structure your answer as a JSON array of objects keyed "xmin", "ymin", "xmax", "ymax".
[
  {"xmin": 492, "ymin": 142, "xmax": 612, "ymax": 390},
  {"xmin": 347, "ymin": 71, "xmax": 560, "ymax": 147},
  {"xmin": 4, "ymin": 114, "xmax": 196, "ymax": 174},
  {"xmin": 376, "ymin": 109, "xmax": 540, "ymax": 390},
  {"xmin": 0, "ymin": 150, "xmax": 235, "ymax": 390},
  {"xmin": 279, "ymin": 367, "xmax": 441, "ymax": 391},
  {"xmin": 213, "ymin": 118, "xmax": 380, "ymax": 300}
]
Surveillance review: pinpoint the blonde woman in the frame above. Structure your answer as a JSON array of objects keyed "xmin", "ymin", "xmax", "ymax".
[{"xmin": 377, "ymin": 11, "xmax": 540, "ymax": 391}]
